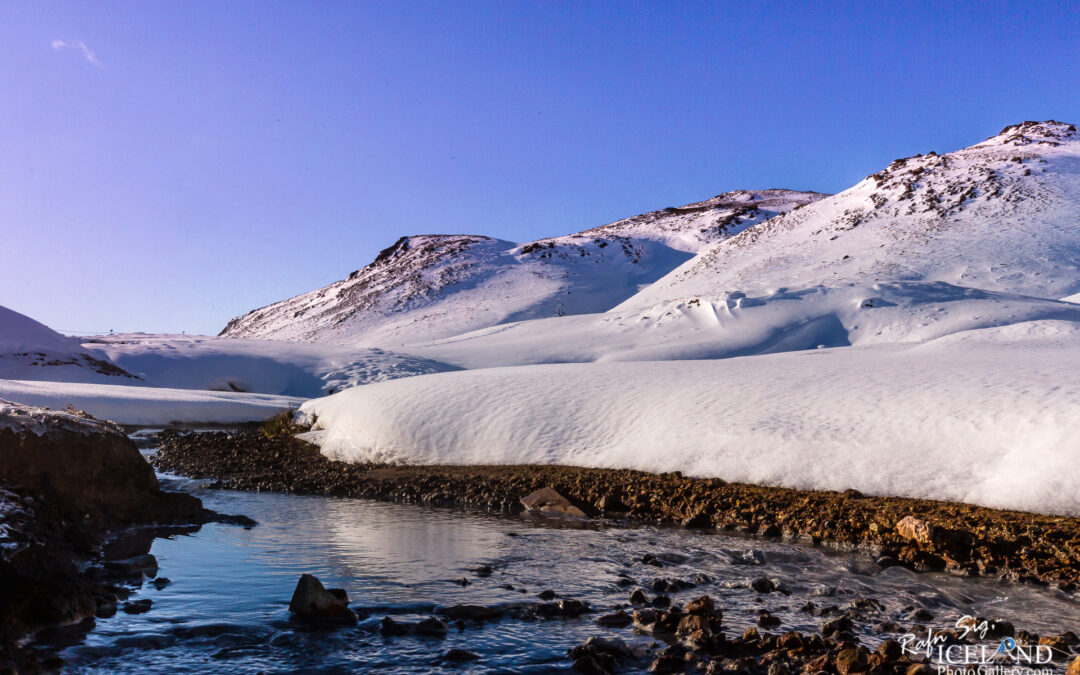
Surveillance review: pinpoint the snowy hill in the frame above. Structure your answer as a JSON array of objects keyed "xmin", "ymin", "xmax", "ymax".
[
  {"xmin": 0, "ymin": 304, "xmax": 139, "ymax": 383},
  {"xmin": 0, "ymin": 303, "xmax": 457, "ymax": 398},
  {"xmin": 632, "ymin": 120, "xmax": 1080, "ymax": 304},
  {"xmin": 219, "ymin": 190, "xmax": 825, "ymax": 346}
]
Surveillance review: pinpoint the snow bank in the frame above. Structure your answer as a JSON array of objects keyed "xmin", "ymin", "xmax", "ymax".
[
  {"xmin": 0, "ymin": 380, "xmax": 303, "ymax": 426},
  {"xmin": 303, "ymin": 320, "xmax": 1080, "ymax": 516},
  {"xmin": 0, "ymin": 398, "xmax": 126, "ymax": 437},
  {"xmin": 0, "ymin": 304, "xmax": 143, "ymax": 384}
]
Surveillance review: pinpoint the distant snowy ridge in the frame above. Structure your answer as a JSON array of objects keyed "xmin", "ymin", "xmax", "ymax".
[
  {"xmin": 219, "ymin": 189, "xmax": 825, "ymax": 346},
  {"xmin": 0, "ymin": 305, "xmax": 139, "ymax": 383}
]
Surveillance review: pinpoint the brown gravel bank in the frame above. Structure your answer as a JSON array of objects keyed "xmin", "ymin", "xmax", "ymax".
[{"xmin": 152, "ymin": 429, "xmax": 1080, "ymax": 592}]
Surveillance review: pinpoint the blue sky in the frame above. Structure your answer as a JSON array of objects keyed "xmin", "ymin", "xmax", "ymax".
[{"xmin": 1, "ymin": 1, "xmax": 1077, "ymax": 335}]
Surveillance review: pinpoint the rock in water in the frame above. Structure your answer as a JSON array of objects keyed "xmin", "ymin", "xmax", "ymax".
[
  {"xmin": 415, "ymin": 617, "xmax": 448, "ymax": 637},
  {"xmin": 596, "ymin": 610, "xmax": 632, "ymax": 627},
  {"xmin": 0, "ymin": 401, "xmax": 204, "ymax": 523},
  {"xmin": 121, "ymin": 599, "xmax": 153, "ymax": 615},
  {"xmin": 288, "ymin": 574, "xmax": 357, "ymax": 624},
  {"xmin": 520, "ymin": 487, "xmax": 586, "ymax": 517},
  {"xmin": 104, "ymin": 554, "xmax": 159, "ymax": 580},
  {"xmin": 443, "ymin": 648, "xmax": 480, "ymax": 663}
]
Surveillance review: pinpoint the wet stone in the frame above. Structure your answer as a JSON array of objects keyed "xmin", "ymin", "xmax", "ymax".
[
  {"xmin": 415, "ymin": 617, "xmax": 448, "ymax": 637},
  {"xmin": 757, "ymin": 611, "xmax": 781, "ymax": 629},
  {"xmin": 379, "ymin": 616, "xmax": 410, "ymax": 637},
  {"xmin": 121, "ymin": 599, "xmax": 152, "ymax": 615},
  {"xmin": 442, "ymin": 648, "xmax": 480, "ymax": 662},
  {"xmin": 520, "ymin": 487, "xmax": 586, "ymax": 518},
  {"xmin": 596, "ymin": 610, "xmax": 632, "ymax": 627},
  {"xmin": 649, "ymin": 653, "xmax": 686, "ymax": 673},
  {"xmin": 288, "ymin": 573, "xmax": 357, "ymax": 625},
  {"xmin": 751, "ymin": 577, "xmax": 777, "ymax": 593}
]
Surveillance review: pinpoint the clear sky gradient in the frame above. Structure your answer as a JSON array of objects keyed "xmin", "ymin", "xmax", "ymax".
[{"xmin": 1, "ymin": 0, "xmax": 1078, "ymax": 335}]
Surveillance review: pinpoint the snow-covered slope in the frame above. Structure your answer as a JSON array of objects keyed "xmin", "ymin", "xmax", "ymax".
[
  {"xmin": 632, "ymin": 121, "xmax": 1080, "ymax": 304},
  {"xmin": 406, "ymin": 282, "xmax": 1080, "ymax": 368},
  {"xmin": 303, "ymin": 320, "xmax": 1080, "ymax": 516},
  {"xmin": 0, "ymin": 305, "xmax": 139, "ymax": 383},
  {"xmin": 81, "ymin": 333, "xmax": 458, "ymax": 398},
  {"xmin": 219, "ymin": 190, "xmax": 825, "ymax": 346}
]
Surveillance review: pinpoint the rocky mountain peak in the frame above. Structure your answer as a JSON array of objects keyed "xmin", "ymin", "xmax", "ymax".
[{"xmin": 978, "ymin": 120, "xmax": 1078, "ymax": 148}]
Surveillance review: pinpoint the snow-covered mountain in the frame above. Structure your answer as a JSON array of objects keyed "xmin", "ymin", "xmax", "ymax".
[
  {"xmin": 219, "ymin": 189, "xmax": 825, "ymax": 346},
  {"xmin": 397, "ymin": 121, "xmax": 1080, "ymax": 368}
]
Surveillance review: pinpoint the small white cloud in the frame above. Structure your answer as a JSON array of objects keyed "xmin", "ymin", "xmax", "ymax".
[{"xmin": 51, "ymin": 39, "xmax": 101, "ymax": 67}]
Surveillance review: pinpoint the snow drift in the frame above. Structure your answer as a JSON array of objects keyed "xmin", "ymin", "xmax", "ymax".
[{"xmin": 303, "ymin": 319, "xmax": 1080, "ymax": 516}]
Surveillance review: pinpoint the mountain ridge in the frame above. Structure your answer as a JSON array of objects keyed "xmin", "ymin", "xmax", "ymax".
[{"xmin": 220, "ymin": 188, "xmax": 825, "ymax": 345}]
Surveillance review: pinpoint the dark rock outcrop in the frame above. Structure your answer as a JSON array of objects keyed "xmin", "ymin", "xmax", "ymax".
[{"xmin": 0, "ymin": 402, "xmax": 220, "ymax": 668}]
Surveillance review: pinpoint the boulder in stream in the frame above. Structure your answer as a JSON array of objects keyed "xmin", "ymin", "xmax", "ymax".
[{"xmin": 288, "ymin": 574, "xmax": 357, "ymax": 624}]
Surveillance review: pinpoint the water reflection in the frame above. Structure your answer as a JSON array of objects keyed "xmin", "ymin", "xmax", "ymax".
[{"xmin": 49, "ymin": 475, "xmax": 1080, "ymax": 674}]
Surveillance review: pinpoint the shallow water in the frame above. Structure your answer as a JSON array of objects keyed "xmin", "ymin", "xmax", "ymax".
[{"xmin": 51, "ymin": 470, "xmax": 1080, "ymax": 673}]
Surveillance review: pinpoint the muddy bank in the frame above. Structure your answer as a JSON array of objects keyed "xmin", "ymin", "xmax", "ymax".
[{"xmin": 153, "ymin": 430, "xmax": 1080, "ymax": 591}]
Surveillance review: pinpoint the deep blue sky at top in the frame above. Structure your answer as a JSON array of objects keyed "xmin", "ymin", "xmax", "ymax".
[{"xmin": 1, "ymin": 1, "xmax": 1077, "ymax": 335}]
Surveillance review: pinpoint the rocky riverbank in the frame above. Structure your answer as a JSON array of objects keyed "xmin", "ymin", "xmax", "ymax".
[
  {"xmin": 286, "ymin": 570, "xmax": 1080, "ymax": 675},
  {"xmin": 153, "ymin": 429, "xmax": 1080, "ymax": 592},
  {"xmin": 0, "ymin": 402, "xmax": 250, "ymax": 673}
]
